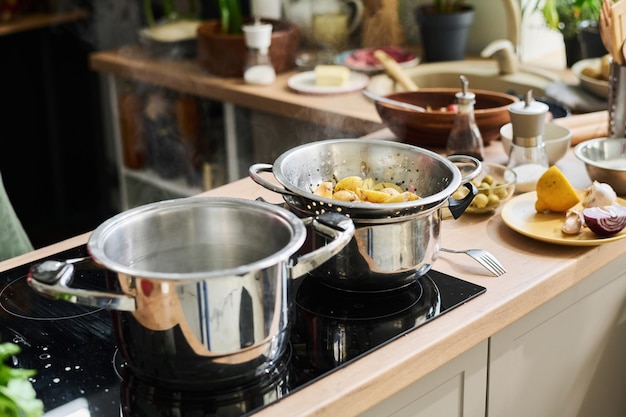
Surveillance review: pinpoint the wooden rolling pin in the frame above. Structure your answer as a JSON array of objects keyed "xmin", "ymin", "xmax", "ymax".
[{"xmin": 551, "ymin": 110, "xmax": 609, "ymax": 145}]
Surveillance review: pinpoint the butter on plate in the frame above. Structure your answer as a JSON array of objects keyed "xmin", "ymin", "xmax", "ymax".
[{"xmin": 314, "ymin": 65, "xmax": 351, "ymax": 86}]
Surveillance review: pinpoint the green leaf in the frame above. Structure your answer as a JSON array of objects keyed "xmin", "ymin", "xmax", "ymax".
[
  {"xmin": 0, "ymin": 341, "xmax": 43, "ymax": 417},
  {"xmin": 0, "ymin": 380, "xmax": 44, "ymax": 417}
]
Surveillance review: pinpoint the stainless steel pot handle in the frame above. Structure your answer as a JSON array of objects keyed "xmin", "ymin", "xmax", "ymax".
[
  {"xmin": 248, "ymin": 163, "xmax": 297, "ymax": 197},
  {"xmin": 290, "ymin": 212, "xmax": 355, "ymax": 279},
  {"xmin": 27, "ymin": 258, "xmax": 136, "ymax": 311}
]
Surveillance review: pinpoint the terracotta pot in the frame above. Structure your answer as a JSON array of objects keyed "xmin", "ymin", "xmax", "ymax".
[{"xmin": 197, "ymin": 18, "xmax": 299, "ymax": 77}]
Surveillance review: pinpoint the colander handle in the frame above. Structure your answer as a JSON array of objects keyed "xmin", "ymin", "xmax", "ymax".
[
  {"xmin": 249, "ymin": 163, "xmax": 297, "ymax": 197},
  {"xmin": 446, "ymin": 155, "xmax": 482, "ymax": 219},
  {"xmin": 447, "ymin": 154, "xmax": 482, "ymax": 183}
]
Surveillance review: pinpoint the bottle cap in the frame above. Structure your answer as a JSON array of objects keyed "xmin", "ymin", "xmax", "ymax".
[
  {"xmin": 455, "ymin": 75, "xmax": 475, "ymax": 105},
  {"xmin": 508, "ymin": 90, "xmax": 549, "ymax": 147},
  {"xmin": 243, "ymin": 23, "xmax": 273, "ymax": 49}
]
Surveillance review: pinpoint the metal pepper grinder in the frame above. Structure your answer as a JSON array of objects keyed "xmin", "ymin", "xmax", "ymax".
[{"xmin": 506, "ymin": 90, "xmax": 549, "ymax": 193}]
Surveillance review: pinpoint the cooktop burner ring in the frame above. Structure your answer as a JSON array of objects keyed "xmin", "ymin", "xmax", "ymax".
[{"xmin": 0, "ymin": 275, "xmax": 103, "ymax": 321}]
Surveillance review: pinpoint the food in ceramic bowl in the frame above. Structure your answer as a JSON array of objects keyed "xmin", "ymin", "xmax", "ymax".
[
  {"xmin": 500, "ymin": 122, "xmax": 572, "ymax": 165},
  {"xmin": 452, "ymin": 163, "xmax": 516, "ymax": 214},
  {"xmin": 373, "ymin": 88, "xmax": 517, "ymax": 149},
  {"xmin": 574, "ymin": 138, "xmax": 626, "ymax": 195},
  {"xmin": 571, "ymin": 57, "xmax": 610, "ymax": 99}
]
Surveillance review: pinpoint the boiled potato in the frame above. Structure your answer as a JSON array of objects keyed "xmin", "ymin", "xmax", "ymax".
[
  {"xmin": 314, "ymin": 181, "xmax": 334, "ymax": 198},
  {"xmin": 313, "ymin": 175, "xmax": 420, "ymax": 204},
  {"xmin": 334, "ymin": 176, "xmax": 363, "ymax": 192},
  {"xmin": 333, "ymin": 190, "xmax": 359, "ymax": 202},
  {"xmin": 357, "ymin": 188, "xmax": 392, "ymax": 203}
]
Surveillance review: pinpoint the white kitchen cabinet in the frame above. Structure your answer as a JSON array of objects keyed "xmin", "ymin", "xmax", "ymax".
[
  {"xmin": 357, "ymin": 340, "xmax": 488, "ymax": 417},
  {"xmin": 489, "ymin": 252, "xmax": 626, "ymax": 417}
]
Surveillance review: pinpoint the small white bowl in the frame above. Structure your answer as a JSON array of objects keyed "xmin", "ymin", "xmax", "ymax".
[
  {"xmin": 571, "ymin": 58, "xmax": 609, "ymax": 99},
  {"xmin": 500, "ymin": 122, "xmax": 572, "ymax": 166}
]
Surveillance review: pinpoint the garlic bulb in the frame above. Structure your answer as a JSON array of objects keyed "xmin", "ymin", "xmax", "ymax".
[
  {"xmin": 582, "ymin": 181, "xmax": 618, "ymax": 208},
  {"xmin": 562, "ymin": 209, "xmax": 585, "ymax": 235}
]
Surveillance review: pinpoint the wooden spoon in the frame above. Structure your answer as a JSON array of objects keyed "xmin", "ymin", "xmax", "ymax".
[
  {"xmin": 600, "ymin": 0, "xmax": 614, "ymax": 61},
  {"xmin": 611, "ymin": 0, "xmax": 626, "ymax": 64},
  {"xmin": 373, "ymin": 49, "xmax": 419, "ymax": 92}
]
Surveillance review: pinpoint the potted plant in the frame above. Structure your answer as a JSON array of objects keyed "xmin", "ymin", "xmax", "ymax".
[
  {"xmin": 217, "ymin": 0, "xmax": 243, "ymax": 34},
  {"xmin": 525, "ymin": 0, "xmax": 605, "ymax": 66},
  {"xmin": 196, "ymin": 1, "xmax": 299, "ymax": 77},
  {"xmin": 414, "ymin": 0, "xmax": 475, "ymax": 62}
]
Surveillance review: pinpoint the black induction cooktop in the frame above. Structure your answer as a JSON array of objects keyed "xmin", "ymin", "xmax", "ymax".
[{"xmin": 0, "ymin": 245, "xmax": 485, "ymax": 416}]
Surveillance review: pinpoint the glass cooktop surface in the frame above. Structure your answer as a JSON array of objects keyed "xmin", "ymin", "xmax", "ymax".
[{"xmin": 0, "ymin": 245, "xmax": 485, "ymax": 416}]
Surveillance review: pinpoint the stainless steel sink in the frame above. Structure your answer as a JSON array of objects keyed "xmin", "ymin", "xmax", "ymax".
[{"xmin": 367, "ymin": 59, "xmax": 561, "ymax": 97}]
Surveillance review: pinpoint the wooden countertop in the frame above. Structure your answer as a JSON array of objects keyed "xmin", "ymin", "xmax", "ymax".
[
  {"xmin": 90, "ymin": 46, "xmax": 610, "ymax": 145},
  {"xmin": 89, "ymin": 47, "xmax": 385, "ymax": 136},
  {"xmin": 2, "ymin": 137, "xmax": 623, "ymax": 416}
]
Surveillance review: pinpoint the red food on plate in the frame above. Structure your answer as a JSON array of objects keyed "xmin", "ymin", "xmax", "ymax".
[{"xmin": 344, "ymin": 46, "xmax": 416, "ymax": 69}]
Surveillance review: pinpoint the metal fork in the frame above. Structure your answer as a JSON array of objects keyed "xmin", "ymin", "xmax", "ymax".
[{"xmin": 439, "ymin": 247, "xmax": 506, "ymax": 277}]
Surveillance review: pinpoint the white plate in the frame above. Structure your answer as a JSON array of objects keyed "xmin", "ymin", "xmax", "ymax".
[
  {"xmin": 287, "ymin": 71, "xmax": 369, "ymax": 95},
  {"xmin": 571, "ymin": 58, "xmax": 609, "ymax": 99},
  {"xmin": 501, "ymin": 191, "xmax": 626, "ymax": 246}
]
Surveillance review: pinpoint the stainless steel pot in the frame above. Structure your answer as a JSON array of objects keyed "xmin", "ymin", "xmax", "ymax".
[
  {"xmin": 27, "ymin": 197, "xmax": 353, "ymax": 390},
  {"xmin": 249, "ymin": 139, "xmax": 480, "ymax": 291}
]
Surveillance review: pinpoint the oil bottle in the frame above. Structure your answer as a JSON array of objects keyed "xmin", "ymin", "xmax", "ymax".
[{"xmin": 446, "ymin": 75, "xmax": 484, "ymax": 161}]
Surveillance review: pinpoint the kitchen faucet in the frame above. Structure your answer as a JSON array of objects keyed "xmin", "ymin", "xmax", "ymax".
[
  {"xmin": 501, "ymin": 0, "xmax": 521, "ymax": 52},
  {"xmin": 481, "ymin": 39, "xmax": 519, "ymax": 74}
]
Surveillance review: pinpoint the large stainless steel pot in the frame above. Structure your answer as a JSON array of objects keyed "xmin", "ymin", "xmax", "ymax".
[
  {"xmin": 249, "ymin": 139, "xmax": 480, "ymax": 291},
  {"xmin": 27, "ymin": 197, "xmax": 353, "ymax": 390}
]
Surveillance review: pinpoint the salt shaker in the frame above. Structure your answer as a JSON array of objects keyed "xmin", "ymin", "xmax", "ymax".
[
  {"xmin": 446, "ymin": 75, "xmax": 484, "ymax": 161},
  {"xmin": 506, "ymin": 90, "xmax": 549, "ymax": 193},
  {"xmin": 242, "ymin": 21, "xmax": 276, "ymax": 85}
]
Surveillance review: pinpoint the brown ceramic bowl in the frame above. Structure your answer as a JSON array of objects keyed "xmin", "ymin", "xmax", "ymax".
[
  {"xmin": 374, "ymin": 88, "xmax": 518, "ymax": 149},
  {"xmin": 197, "ymin": 18, "xmax": 299, "ymax": 77}
]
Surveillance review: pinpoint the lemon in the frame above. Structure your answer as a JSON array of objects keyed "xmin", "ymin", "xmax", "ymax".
[{"xmin": 535, "ymin": 166, "xmax": 580, "ymax": 213}]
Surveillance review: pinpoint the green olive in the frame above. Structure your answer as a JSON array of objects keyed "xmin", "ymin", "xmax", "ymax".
[
  {"xmin": 494, "ymin": 186, "xmax": 509, "ymax": 200},
  {"xmin": 487, "ymin": 194, "xmax": 501, "ymax": 207},
  {"xmin": 452, "ymin": 188, "xmax": 469, "ymax": 200},
  {"xmin": 472, "ymin": 193, "xmax": 489, "ymax": 209}
]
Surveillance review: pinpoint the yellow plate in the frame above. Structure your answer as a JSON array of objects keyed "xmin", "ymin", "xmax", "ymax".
[{"xmin": 501, "ymin": 191, "xmax": 626, "ymax": 246}]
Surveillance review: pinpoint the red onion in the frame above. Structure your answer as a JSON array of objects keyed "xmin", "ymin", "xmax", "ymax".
[{"xmin": 583, "ymin": 206, "xmax": 626, "ymax": 236}]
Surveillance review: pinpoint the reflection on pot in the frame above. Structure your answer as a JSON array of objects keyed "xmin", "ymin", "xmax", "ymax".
[
  {"xmin": 119, "ymin": 346, "xmax": 292, "ymax": 417},
  {"xmin": 292, "ymin": 274, "xmax": 440, "ymax": 373}
]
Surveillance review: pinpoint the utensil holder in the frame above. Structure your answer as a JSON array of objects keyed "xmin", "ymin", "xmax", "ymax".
[{"xmin": 608, "ymin": 61, "xmax": 626, "ymax": 138}]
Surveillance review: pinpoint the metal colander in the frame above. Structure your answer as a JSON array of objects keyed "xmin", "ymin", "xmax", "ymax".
[{"xmin": 250, "ymin": 138, "xmax": 479, "ymax": 222}]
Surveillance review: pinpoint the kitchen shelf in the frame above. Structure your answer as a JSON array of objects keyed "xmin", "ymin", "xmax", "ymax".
[
  {"xmin": 107, "ymin": 77, "xmax": 229, "ymax": 210},
  {"xmin": 0, "ymin": 9, "xmax": 89, "ymax": 37},
  {"xmin": 122, "ymin": 168, "xmax": 202, "ymax": 197},
  {"xmin": 90, "ymin": 46, "xmax": 384, "ymax": 211}
]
